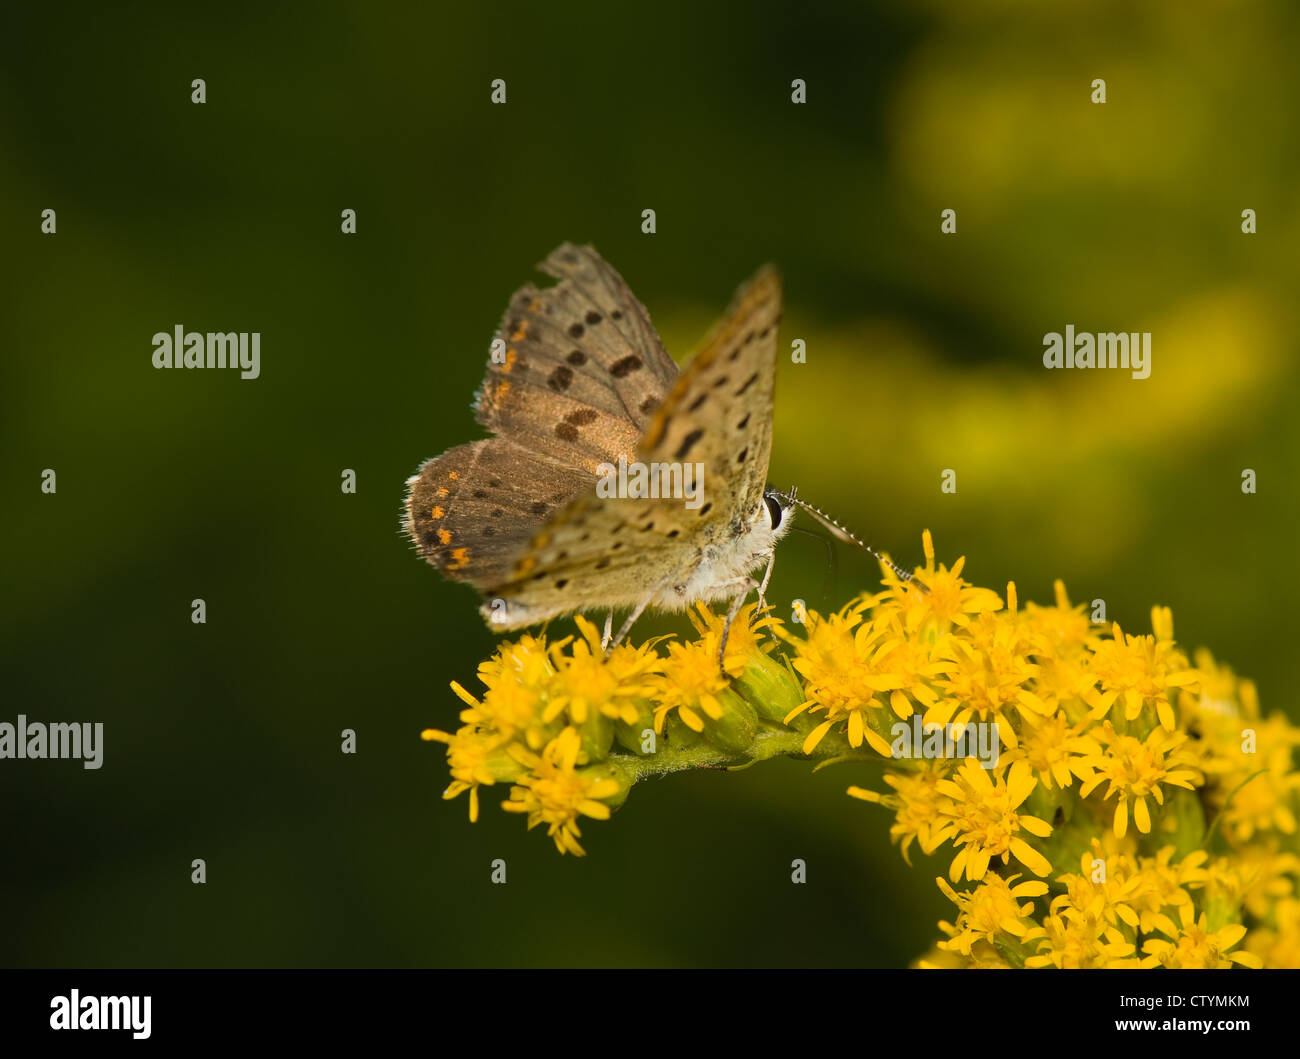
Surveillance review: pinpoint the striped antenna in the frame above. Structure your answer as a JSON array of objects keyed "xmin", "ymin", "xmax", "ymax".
[{"xmin": 778, "ymin": 491, "xmax": 926, "ymax": 591}]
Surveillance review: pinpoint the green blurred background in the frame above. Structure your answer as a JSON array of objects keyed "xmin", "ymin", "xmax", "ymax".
[{"xmin": 2, "ymin": 1, "xmax": 1297, "ymax": 967}]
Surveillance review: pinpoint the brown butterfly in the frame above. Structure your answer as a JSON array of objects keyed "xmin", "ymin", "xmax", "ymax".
[{"xmin": 403, "ymin": 243, "xmax": 795, "ymax": 664}]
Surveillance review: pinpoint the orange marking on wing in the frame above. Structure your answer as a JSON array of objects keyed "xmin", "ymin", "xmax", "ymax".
[
  {"xmin": 510, "ymin": 322, "xmax": 528, "ymax": 342},
  {"xmin": 503, "ymin": 348, "xmax": 518, "ymax": 373},
  {"xmin": 435, "ymin": 487, "xmax": 450, "ymax": 498},
  {"xmin": 516, "ymin": 556, "xmax": 537, "ymax": 575},
  {"xmin": 448, "ymin": 547, "xmax": 470, "ymax": 571},
  {"xmin": 448, "ymin": 471, "xmax": 460, "ymax": 481},
  {"xmin": 432, "ymin": 506, "xmax": 445, "ymax": 519},
  {"xmin": 437, "ymin": 529, "xmax": 452, "ymax": 545}
]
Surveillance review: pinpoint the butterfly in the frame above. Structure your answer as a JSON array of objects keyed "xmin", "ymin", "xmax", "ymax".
[{"xmin": 403, "ymin": 242, "xmax": 793, "ymax": 668}]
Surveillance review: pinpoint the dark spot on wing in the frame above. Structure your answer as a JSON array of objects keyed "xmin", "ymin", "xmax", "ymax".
[
  {"xmin": 639, "ymin": 396, "xmax": 658, "ymax": 414},
  {"xmin": 641, "ymin": 521, "xmax": 654, "ymax": 532},
  {"xmin": 566, "ymin": 350, "xmax": 587, "ymax": 366},
  {"xmin": 483, "ymin": 526, "xmax": 495, "ymax": 537},
  {"xmin": 491, "ymin": 509, "xmax": 503, "ymax": 517},
  {"xmin": 531, "ymin": 501, "xmax": 548, "ymax": 515},
  {"xmin": 555, "ymin": 422, "xmax": 578, "ymax": 441},
  {"xmin": 548, "ymin": 366, "xmax": 574, "ymax": 391},
  {"xmin": 712, "ymin": 375, "xmax": 729, "ymax": 389},
  {"xmin": 688, "ymin": 393, "xmax": 708, "ymax": 411},
  {"xmin": 667, "ymin": 529, "xmax": 680, "ymax": 538},
  {"xmin": 565, "ymin": 409, "xmax": 599, "ymax": 426},
  {"xmin": 737, "ymin": 447, "xmax": 748, "ymax": 463},
  {"xmin": 596, "ymin": 557, "xmax": 610, "ymax": 569},
  {"xmin": 568, "ymin": 322, "xmax": 585, "ymax": 339},
  {"xmin": 610, "ymin": 355, "xmax": 643, "ymax": 378},
  {"xmin": 555, "ymin": 579, "xmax": 568, "ymax": 589},
  {"xmin": 490, "ymin": 479, "xmax": 501, "ymax": 487},
  {"xmin": 585, "ymin": 310, "xmax": 602, "ymax": 325},
  {"xmin": 675, "ymin": 428, "xmax": 704, "ymax": 460},
  {"xmin": 737, "ymin": 413, "xmax": 751, "ymax": 429},
  {"xmin": 734, "ymin": 372, "xmax": 759, "ymax": 396},
  {"xmin": 699, "ymin": 502, "xmax": 713, "ymax": 516},
  {"xmin": 611, "ymin": 309, "xmax": 623, "ymax": 320},
  {"xmin": 473, "ymin": 489, "xmax": 487, "ymax": 498}
]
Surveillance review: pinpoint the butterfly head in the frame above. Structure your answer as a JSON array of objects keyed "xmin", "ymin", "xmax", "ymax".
[{"xmin": 760, "ymin": 485, "xmax": 797, "ymax": 546}]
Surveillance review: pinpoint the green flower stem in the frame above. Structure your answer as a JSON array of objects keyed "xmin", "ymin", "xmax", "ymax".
[{"xmin": 596, "ymin": 721, "xmax": 879, "ymax": 788}]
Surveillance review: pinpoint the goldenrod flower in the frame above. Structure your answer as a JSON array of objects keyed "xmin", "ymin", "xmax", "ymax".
[
  {"xmin": 1050, "ymin": 841, "xmax": 1146, "ymax": 933},
  {"xmin": 1140, "ymin": 903, "xmax": 1263, "ymax": 968},
  {"xmin": 1086, "ymin": 620, "xmax": 1199, "ymax": 731},
  {"xmin": 1245, "ymin": 896, "xmax": 1300, "ymax": 968},
  {"xmin": 1210, "ymin": 714, "xmax": 1300, "ymax": 843},
  {"xmin": 928, "ymin": 626, "xmax": 1044, "ymax": 751},
  {"xmin": 649, "ymin": 640, "xmax": 736, "ymax": 732},
  {"xmin": 935, "ymin": 873, "xmax": 1048, "ymax": 957},
  {"xmin": 780, "ymin": 604, "xmax": 908, "ymax": 756},
  {"xmin": 424, "ymin": 532, "xmax": 1300, "ymax": 968},
  {"xmin": 544, "ymin": 615, "xmax": 661, "ymax": 728},
  {"xmin": 1078, "ymin": 722, "xmax": 1201, "ymax": 837},
  {"xmin": 933, "ymin": 759, "xmax": 1054, "ymax": 882},
  {"xmin": 687, "ymin": 600, "xmax": 777, "ymax": 672},
  {"xmin": 879, "ymin": 529, "xmax": 1003, "ymax": 637},
  {"xmin": 849, "ymin": 764, "xmax": 948, "ymax": 864},
  {"xmin": 1023, "ymin": 581, "xmax": 1097, "ymax": 656},
  {"xmin": 1023, "ymin": 905, "xmax": 1143, "ymax": 969},
  {"xmin": 421, "ymin": 726, "xmax": 522, "ymax": 821},
  {"xmin": 502, "ymin": 727, "xmax": 622, "ymax": 856},
  {"xmin": 1012, "ymin": 710, "xmax": 1100, "ymax": 790}
]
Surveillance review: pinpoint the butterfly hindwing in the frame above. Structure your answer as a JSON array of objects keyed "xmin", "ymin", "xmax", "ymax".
[{"xmin": 404, "ymin": 438, "xmax": 592, "ymax": 589}]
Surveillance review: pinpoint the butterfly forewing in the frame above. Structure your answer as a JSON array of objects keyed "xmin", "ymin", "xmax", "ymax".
[
  {"xmin": 640, "ymin": 265, "xmax": 781, "ymax": 526},
  {"xmin": 474, "ymin": 243, "xmax": 678, "ymax": 473}
]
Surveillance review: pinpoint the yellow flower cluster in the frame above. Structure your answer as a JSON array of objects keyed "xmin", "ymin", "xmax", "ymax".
[
  {"xmin": 423, "ymin": 603, "xmax": 804, "ymax": 855},
  {"xmin": 425, "ymin": 532, "xmax": 1300, "ymax": 967}
]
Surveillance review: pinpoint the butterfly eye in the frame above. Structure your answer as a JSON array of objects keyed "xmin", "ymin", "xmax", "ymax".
[{"xmin": 764, "ymin": 493, "xmax": 784, "ymax": 530}]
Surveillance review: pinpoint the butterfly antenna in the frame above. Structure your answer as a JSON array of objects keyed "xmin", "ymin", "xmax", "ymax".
[{"xmin": 787, "ymin": 496, "xmax": 927, "ymax": 591}]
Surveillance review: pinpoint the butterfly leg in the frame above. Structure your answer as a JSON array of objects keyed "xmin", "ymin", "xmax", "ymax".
[
  {"xmin": 610, "ymin": 576, "xmax": 674, "ymax": 649},
  {"xmin": 717, "ymin": 575, "xmax": 760, "ymax": 678},
  {"xmin": 754, "ymin": 549, "xmax": 781, "ymax": 645},
  {"xmin": 601, "ymin": 609, "xmax": 615, "ymax": 652}
]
